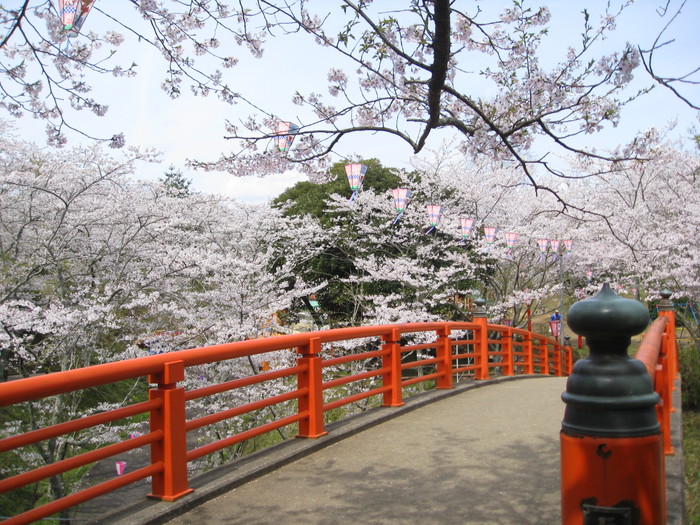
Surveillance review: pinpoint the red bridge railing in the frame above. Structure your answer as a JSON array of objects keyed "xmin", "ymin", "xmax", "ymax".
[
  {"xmin": 0, "ymin": 318, "xmax": 571, "ymax": 524},
  {"xmin": 634, "ymin": 306, "xmax": 679, "ymax": 456},
  {"xmin": 560, "ymin": 287, "xmax": 682, "ymax": 525}
]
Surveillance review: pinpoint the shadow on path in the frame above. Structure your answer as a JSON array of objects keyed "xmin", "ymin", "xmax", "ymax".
[{"xmin": 161, "ymin": 377, "xmax": 566, "ymax": 525}]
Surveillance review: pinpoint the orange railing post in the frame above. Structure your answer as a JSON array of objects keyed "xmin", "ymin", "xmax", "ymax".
[
  {"xmin": 656, "ymin": 355, "xmax": 674, "ymax": 455},
  {"xmin": 657, "ymin": 291, "xmax": 678, "ymax": 382},
  {"xmin": 296, "ymin": 337, "xmax": 327, "ymax": 438},
  {"xmin": 556, "ymin": 337, "xmax": 571, "ymax": 377},
  {"xmin": 148, "ymin": 360, "xmax": 193, "ymax": 501},
  {"xmin": 472, "ymin": 298, "xmax": 489, "ymax": 380},
  {"xmin": 524, "ymin": 332, "xmax": 534, "ymax": 374},
  {"xmin": 436, "ymin": 326, "xmax": 454, "ymax": 389},
  {"xmin": 550, "ymin": 341, "xmax": 559, "ymax": 377},
  {"xmin": 503, "ymin": 329, "xmax": 514, "ymax": 376},
  {"xmin": 561, "ymin": 284, "xmax": 665, "ymax": 525},
  {"xmin": 541, "ymin": 338, "xmax": 550, "ymax": 376},
  {"xmin": 657, "ymin": 296, "xmax": 678, "ymax": 454},
  {"xmin": 381, "ymin": 329, "xmax": 404, "ymax": 406}
]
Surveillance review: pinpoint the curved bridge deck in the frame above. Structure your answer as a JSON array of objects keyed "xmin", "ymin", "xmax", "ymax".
[{"xmin": 108, "ymin": 376, "xmax": 567, "ymax": 525}]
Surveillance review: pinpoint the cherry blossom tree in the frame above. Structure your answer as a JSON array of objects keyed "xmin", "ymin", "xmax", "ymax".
[
  {"xmin": 559, "ymin": 139, "xmax": 700, "ymax": 301},
  {"xmin": 410, "ymin": 136, "xmax": 700, "ymax": 318},
  {"xmin": 0, "ymin": 129, "xmax": 169, "ymax": 514},
  {"xmin": 293, "ymin": 139, "xmax": 688, "ymax": 332},
  {"xmin": 277, "ymin": 158, "xmax": 473, "ymax": 325},
  {"xmin": 0, "ymin": 121, "xmax": 328, "ymax": 516},
  {"xmin": 1, "ymin": 1, "xmax": 696, "ymax": 208},
  {"xmin": 274, "ymin": 151, "xmax": 577, "ymax": 329},
  {"xmin": 405, "ymin": 148, "xmax": 585, "ymax": 325},
  {"xmin": 638, "ymin": 0, "xmax": 700, "ymax": 111}
]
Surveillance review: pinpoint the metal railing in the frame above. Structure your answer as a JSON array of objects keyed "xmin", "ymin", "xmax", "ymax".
[{"xmin": 0, "ymin": 319, "xmax": 571, "ymax": 524}]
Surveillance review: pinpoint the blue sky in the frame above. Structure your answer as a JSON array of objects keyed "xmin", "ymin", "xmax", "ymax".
[{"xmin": 8, "ymin": 1, "xmax": 699, "ymax": 202}]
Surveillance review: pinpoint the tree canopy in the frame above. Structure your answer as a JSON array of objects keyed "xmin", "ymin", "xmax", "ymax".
[
  {"xmin": 1, "ymin": 121, "xmax": 698, "ymax": 518},
  {"xmin": 1, "ymin": 1, "xmax": 697, "ymax": 212}
]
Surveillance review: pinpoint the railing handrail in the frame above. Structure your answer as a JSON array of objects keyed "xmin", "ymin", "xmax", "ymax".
[
  {"xmin": 0, "ymin": 320, "xmax": 570, "ymax": 524},
  {"xmin": 0, "ymin": 321, "xmax": 556, "ymax": 405},
  {"xmin": 636, "ymin": 316, "xmax": 669, "ymax": 379},
  {"xmin": 633, "ymin": 313, "xmax": 677, "ymax": 456},
  {"xmin": 0, "ymin": 322, "xmax": 462, "ymax": 404}
]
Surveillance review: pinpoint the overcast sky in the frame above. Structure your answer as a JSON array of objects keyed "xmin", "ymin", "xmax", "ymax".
[{"xmin": 9, "ymin": 1, "xmax": 700, "ymax": 202}]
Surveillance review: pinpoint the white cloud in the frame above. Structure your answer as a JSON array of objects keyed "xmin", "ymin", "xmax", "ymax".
[{"xmin": 190, "ymin": 170, "xmax": 307, "ymax": 203}]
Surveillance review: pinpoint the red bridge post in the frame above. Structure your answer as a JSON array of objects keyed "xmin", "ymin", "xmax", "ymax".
[
  {"xmin": 381, "ymin": 329, "xmax": 404, "ymax": 406},
  {"xmin": 560, "ymin": 284, "xmax": 665, "ymax": 525},
  {"xmin": 502, "ymin": 328, "xmax": 514, "ymax": 376},
  {"xmin": 657, "ymin": 290, "xmax": 677, "ymax": 455},
  {"xmin": 524, "ymin": 331, "xmax": 534, "ymax": 374},
  {"xmin": 472, "ymin": 298, "xmax": 489, "ymax": 380},
  {"xmin": 657, "ymin": 290, "xmax": 678, "ymax": 382},
  {"xmin": 296, "ymin": 337, "xmax": 327, "ymax": 438},
  {"xmin": 148, "ymin": 360, "xmax": 194, "ymax": 501},
  {"xmin": 436, "ymin": 326, "xmax": 454, "ymax": 389}
]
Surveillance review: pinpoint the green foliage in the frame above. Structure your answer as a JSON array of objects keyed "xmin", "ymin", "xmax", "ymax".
[
  {"xmin": 274, "ymin": 158, "xmax": 403, "ymax": 225},
  {"xmin": 684, "ymin": 411, "xmax": 700, "ymax": 524},
  {"xmin": 677, "ymin": 334, "xmax": 700, "ymax": 524},
  {"xmin": 160, "ymin": 165, "xmax": 192, "ymax": 197},
  {"xmin": 273, "ymin": 159, "xmax": 406, "ymax": 324},
  {"xmin": 679, "ymin": 341, "xmax": 700, "ymax": 410}
]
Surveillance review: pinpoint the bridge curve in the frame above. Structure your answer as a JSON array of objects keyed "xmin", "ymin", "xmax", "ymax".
[
  {"xmin": 0, "ymin": 290, "xmax": 684, "ymax": 523},
  {"xmin": 106, "ymin": 376, "xmax": 567, "ymax": 525}
]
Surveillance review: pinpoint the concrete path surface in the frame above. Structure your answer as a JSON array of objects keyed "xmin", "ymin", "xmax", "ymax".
[{"xmin": 162, "ymin": 376, "xmax": 567, "ymax": 525}]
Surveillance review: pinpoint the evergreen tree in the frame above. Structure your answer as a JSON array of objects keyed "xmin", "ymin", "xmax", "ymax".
[{"xmin": 160, "ymin": 165, "xmax": 192, "ymax": 197}]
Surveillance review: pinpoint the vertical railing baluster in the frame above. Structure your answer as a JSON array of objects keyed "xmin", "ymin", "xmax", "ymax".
[
  {"xmin": 664, "ymin": 291, "xmax": 678, "ymax": 382},
  {"xmin": 560, "ymin": 336, "xmax": 571, "ymax": 377},
  {"xmin": 436, "ymin": 326, "xmax": 454, "ymax": 389},
  {"xmin": 656, "ymin": 292, "xmax": 677, "ymax": 455},
  {"xmin": 148, "ymin": 360, "xmax": 193, "ymax": 501},
  {"xmin": 381, "ymin": 329, "xmax": 404, "ymax": 406},
  {"xmin": 525, "ymin": 332, "xmax": 534, "ymax": 374},
  {"xmin": 657, "ymin": 291, "xmax": 678, "ymax": 383},
  {"xmin": 296, "ymin": 337, "xmax": 327, "ymax": 438},
  {"xmin": 656, "ymin": 356, "xmax": 674, "ymax": 455},
  {"xmin": 503, "ymin": 328, "xmax": 514, "ymax": 376},
  {"xmin": 531, "ymin": 337, "xmax": 539, "ymax": 374},
  {"xmin": 472, "ymin": 298, "xmax": 489, "ymax": 380}
]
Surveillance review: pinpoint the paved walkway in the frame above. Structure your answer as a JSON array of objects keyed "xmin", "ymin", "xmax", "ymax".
[{"xmin": 160, "ymin": 376, "xmax": 567, "ymax": 525}]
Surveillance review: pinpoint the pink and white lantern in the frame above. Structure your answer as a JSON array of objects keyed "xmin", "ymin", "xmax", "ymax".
[
  {"xmin": 345, "ymin": 163, "xmax": 367, "ymax": 202},
  {"xmin": 425, "ymin": 204, "xmax": 443, "ymax": 234},
  {"xmin": 483, "ymin": 226, "xmax": 497, "ymax": 244},
  {"xmin": 391, "ymin": 188, "xmax": 412, "ymax": 224},
  {"xmin": 460, "ymin": 218, "xmax": 475, "ymax": 240},
  {"xmin": 273, "ymin": 121, "xmax": 300, "ymax": 152}
]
